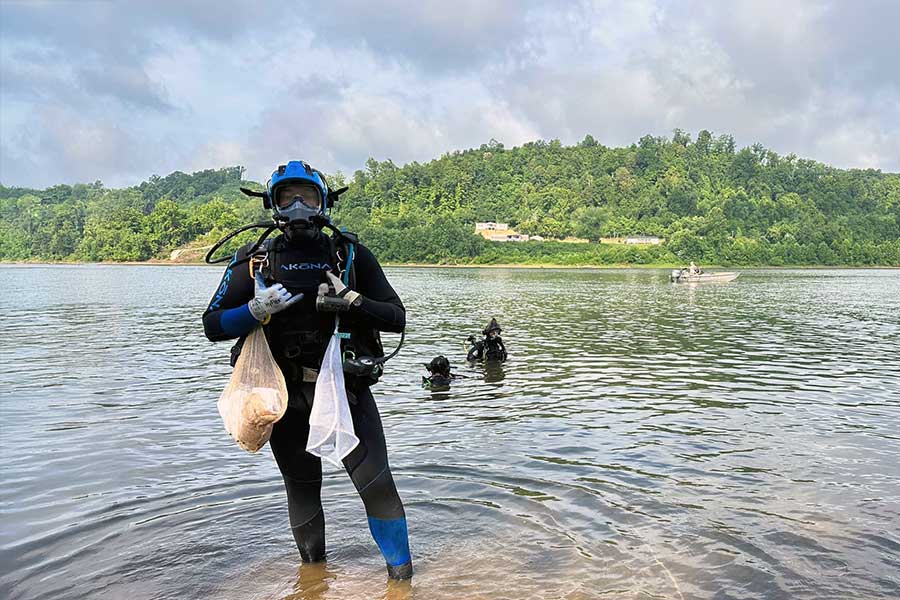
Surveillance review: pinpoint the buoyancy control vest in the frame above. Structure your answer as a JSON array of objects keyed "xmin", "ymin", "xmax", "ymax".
[{"xmin": 254, "ymin": 231, "xmax": 385, "ymax": 387}]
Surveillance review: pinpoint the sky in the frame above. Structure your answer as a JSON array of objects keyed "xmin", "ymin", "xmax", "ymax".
[{"xmin": 1, "ymin": 0, "xmax": 898, "ymax": 189}]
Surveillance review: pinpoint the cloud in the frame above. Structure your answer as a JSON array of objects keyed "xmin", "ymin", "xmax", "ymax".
[
  {"xmin": 240, "ymin": 74, "xmax": 540, "ymax": 183},
  {"xmin": 485, "ymin": 0, "xmax": 900, "ymax": 167},
  {"xmin": 1, "ymin": 0, "xmax": 898, "ymax": 188},
  {"xmin": 302, "ymin": 0, "xmax": 542, "ymax": 73},
  {"xmin": 1, "ymin": 106, "xmax": 156, "ymax": 186},
  {"xmin": 76, "ymin": 64, "xmax": 174, "ymax": 112}
]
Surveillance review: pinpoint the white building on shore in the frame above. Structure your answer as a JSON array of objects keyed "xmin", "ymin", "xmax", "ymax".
[
  {"xmin": 475, "ymin": 222, "xmax": 509, "ymax": 231},
  {"xmin": 624, "ymin": 235, "xmax": 662, "ymax": 245},
  {"xmin": 476, "ymin": 222, "xmax": 533, "ymax": 242}
]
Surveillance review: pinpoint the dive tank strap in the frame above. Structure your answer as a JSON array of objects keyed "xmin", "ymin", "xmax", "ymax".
[
  {"xmin": 342, "ymin": 240, "xmax": 355, "ymax": 285},
  {"xmin": 249, "ymin": 239, "xmax": 273, "ymax": 325}
]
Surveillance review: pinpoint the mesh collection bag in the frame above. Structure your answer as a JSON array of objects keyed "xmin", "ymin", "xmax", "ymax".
[
  {"xmin": 217, "ymin": 326, "xmax": 288, "ymax": 452},
  {"xmin": 305, "ymin": 321, "xmax": 360, "ymax": 467}
]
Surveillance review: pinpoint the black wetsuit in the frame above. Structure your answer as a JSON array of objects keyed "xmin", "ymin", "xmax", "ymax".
[
  {"xmin": 467, "ymin": 337, "xmax": 508, "ymax": 362},
  {"xmin": 202, "ymin": 230, "xmax": 411, "ymax": 576}
]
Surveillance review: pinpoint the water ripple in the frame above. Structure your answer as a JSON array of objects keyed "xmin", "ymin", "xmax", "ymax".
[{"xmin": 1, "ymin": 266, "xmax": 898, "ymax": 599}]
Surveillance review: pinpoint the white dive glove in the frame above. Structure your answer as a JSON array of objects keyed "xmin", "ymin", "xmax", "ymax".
[
  {"xmin": 248, "ymin": 272, "xmax": 304, "ymax": 321},
  {"xmin": 324, "ymin": 271, "xmax": 361, "ymax": 305}
]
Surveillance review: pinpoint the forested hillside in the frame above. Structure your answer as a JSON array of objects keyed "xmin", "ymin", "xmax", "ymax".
[{"xmin": 2, "ymin": 132, "xmax": 898, "ymax": 265}]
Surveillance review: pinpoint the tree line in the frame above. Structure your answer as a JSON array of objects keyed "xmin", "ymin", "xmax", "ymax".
[{"xmin": 2, "ymin": 132, "xmax": 898, "ymax": 266}]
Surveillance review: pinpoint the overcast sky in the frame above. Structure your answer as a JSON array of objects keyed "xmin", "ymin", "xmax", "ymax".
[{"xmin": 1, "ymin": 0, "xmax": 898, "ymax": 189}]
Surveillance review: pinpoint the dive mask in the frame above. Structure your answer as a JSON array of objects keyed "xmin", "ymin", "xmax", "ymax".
[{"xmin": 274, "ymin": 184, "xmax": 324, "ymax": 239}]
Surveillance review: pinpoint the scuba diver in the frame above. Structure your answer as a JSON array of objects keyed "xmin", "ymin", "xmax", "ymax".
[
  {"xmin": 201, "ymin": 160, "xmax": 412, "ymax": 580},
  {"xmin": 422, "ymin": 355, "xmax": 457, "ymax": 390},
  {"xmin": 466, "ymin": 318, "xmax": 508, "ymax": 363}
]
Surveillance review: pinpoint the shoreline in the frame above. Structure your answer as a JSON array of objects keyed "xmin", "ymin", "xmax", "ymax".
[{"xmin": 2, "ymin": 260, "xmax": 898, "ymax": 270}]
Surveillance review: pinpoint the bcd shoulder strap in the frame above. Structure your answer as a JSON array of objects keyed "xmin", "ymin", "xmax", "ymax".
[
  {"xmin": 327, "ymin": 231, "xmax": 358, "ymax": 287},
  {"xmin": 256, "ymin": 237, "xmax": 277, "ymax": 282}
]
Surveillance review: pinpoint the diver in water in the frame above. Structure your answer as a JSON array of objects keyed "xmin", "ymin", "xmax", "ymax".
[
  {"xmin": 466, "ymin": 318, "xmax": 508, "ymax": 362},
  {"xmin": 422, "ymin": 355, "xmax": 457, "ymax": 390},
  {"xmin": 201, "ymin": 160, "xmax": 412, "ymax": 580}
]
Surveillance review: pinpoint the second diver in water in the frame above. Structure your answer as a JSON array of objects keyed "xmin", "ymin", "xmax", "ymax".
[
  {"xmin": 422, "ymin": 355, "xmax": 458, "ymax": 390},
  {"xmin": 466, "ymin": 318, "xmax": 508, "ymax": 363}
]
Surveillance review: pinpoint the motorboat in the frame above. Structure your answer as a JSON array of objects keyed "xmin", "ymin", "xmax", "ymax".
[{"xmin": 670, "ymin": 269, "xmax": 740, "ymax": 283}]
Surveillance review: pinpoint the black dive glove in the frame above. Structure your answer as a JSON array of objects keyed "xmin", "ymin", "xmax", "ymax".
[{"xmin": 316, "ymin": 271, "xmax": 362, "ymax": 312}]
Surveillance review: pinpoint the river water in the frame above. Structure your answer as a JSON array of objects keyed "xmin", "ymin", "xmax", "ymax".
[{"xmin": 1, "ymin": 265, "xmax": 898, "ymax": 600}]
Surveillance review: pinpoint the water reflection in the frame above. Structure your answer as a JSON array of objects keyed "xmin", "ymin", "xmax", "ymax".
[
  {"xmin": 280, "ymin": 563, "xmax": 337, "ymax": 600},
  {"xmin": 481, "ymin": 361, "xmax": 506, "ymax": 383}
]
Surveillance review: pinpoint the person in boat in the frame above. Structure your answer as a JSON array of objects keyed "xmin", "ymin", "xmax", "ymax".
[
  {"xmin": 201, "ymin": 160, "xmax": 413, "ymax": 580},
  {"xmin": 689, "ymin": 261, "xmax": 700, "ymax": 275},
  {"xmin": 466, "ymin": 318, "xmax": 508, "ymax": 362}
]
